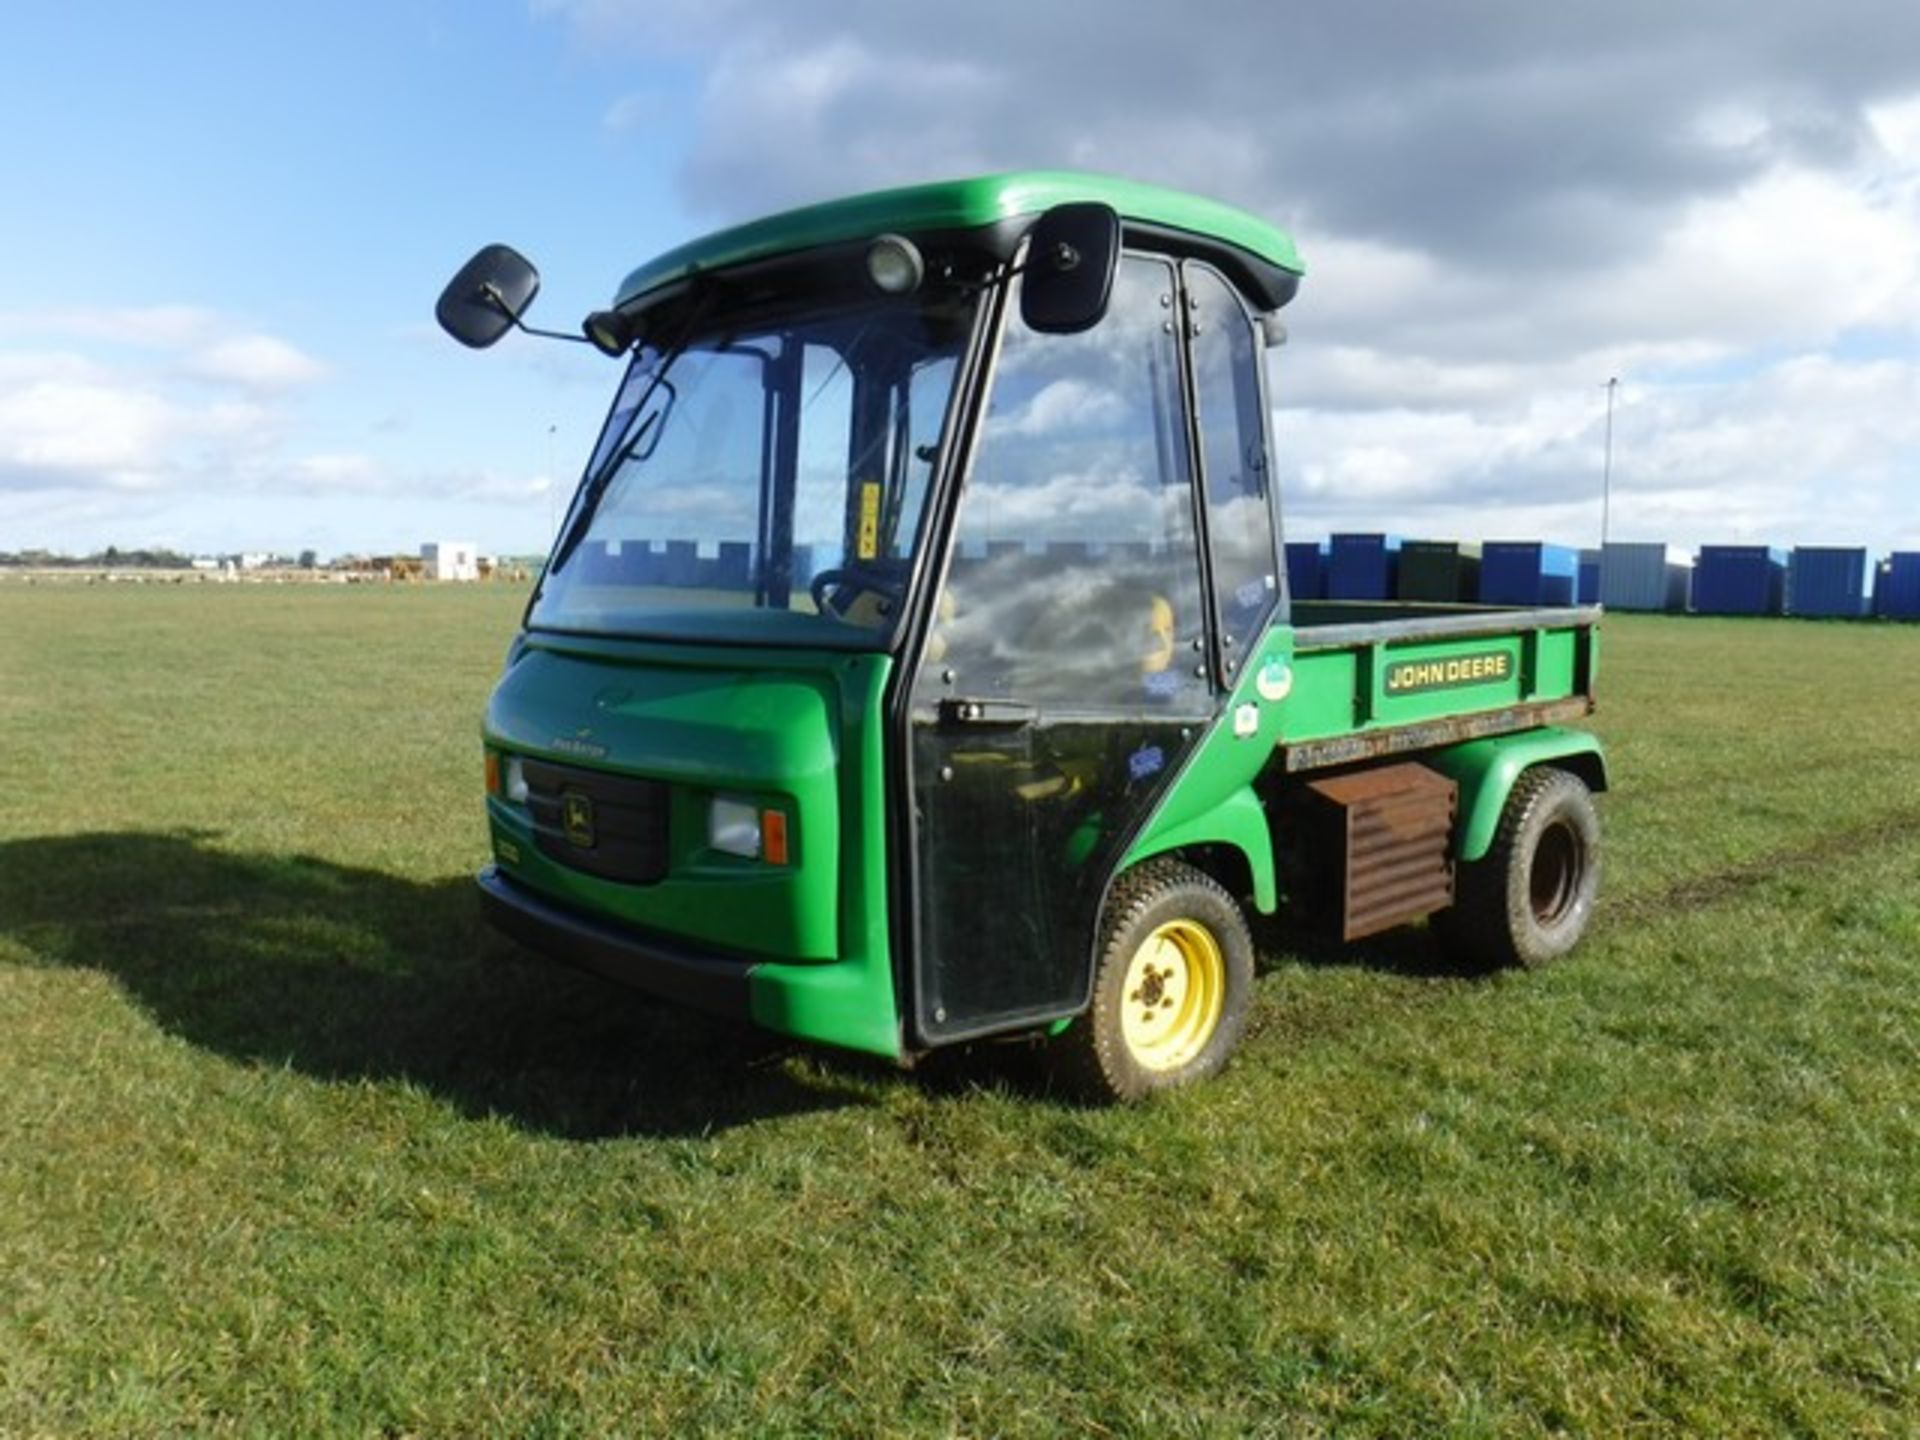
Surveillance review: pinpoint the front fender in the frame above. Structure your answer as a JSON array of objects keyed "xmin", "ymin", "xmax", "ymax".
[
  {"xmin": 1425, "ymin": 726, "xmax": 1608, "ymax": 862},
  {"xmin": 1120, "ymin": 784, "xmax": 1278, "ymax": 914}
]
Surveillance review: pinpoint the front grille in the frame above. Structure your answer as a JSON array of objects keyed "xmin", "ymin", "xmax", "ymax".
[{"xmin": 522, "ymin": 757, "xmax": 670, "ymax": 885}]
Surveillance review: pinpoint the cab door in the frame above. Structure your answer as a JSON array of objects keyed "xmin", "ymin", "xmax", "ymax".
[{"xmin": 905, "ymin": 254, "xmax": 1220, "ymax": 1044}]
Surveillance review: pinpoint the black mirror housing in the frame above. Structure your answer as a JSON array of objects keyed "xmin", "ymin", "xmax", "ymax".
[
  {"xmin": 1018, "ymin": 203, "xmax": 1120, "ymax": 335},
  {"xmin": 437, "ymin": 244, "xmax": 541, "ymax": 349}
]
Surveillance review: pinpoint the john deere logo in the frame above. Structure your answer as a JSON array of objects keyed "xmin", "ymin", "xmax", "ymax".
[
  {"xmin": 1384, "ymin": 649, "xmax": 1514, "ymax": 695},
  {"xmin": 561, "ymin": 791, "xmax": 596, "ymax": 848}
]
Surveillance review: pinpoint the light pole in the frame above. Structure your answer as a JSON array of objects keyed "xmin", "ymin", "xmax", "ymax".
[
  {"xmin": 546, "ymin": 423, "xmax": 558, "ymax": 539},
  {"xmin": 1601, "ymin": 377, "xmax": 1618, "ymax": 550}
]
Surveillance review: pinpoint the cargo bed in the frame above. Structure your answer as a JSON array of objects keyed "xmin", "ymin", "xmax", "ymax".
[{"xmin": 1274, "ymin": 603, "xmax": 1600, "ymax": 772}]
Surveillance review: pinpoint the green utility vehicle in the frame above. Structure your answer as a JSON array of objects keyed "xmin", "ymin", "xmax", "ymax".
[{"xmin": 437, "ymin": 172, "xmax": 1605, "ymax": 1100}]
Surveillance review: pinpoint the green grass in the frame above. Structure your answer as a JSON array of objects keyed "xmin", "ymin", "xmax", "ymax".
[{"xmin": 2, "ymin": 586, "xmax": 1917, "ymax": 1436}]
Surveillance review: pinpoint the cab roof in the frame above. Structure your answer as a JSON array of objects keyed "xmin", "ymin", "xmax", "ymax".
[{"xmin": 612, "ymin": 170, "xmax": 1306, "ymax": 311}]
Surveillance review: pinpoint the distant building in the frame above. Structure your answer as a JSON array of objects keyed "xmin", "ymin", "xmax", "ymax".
[{"xmin": 422, "ymin": 541, "xmax": 480, "ymax": 582}]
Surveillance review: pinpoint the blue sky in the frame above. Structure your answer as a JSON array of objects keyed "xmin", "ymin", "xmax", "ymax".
[
  {"xmin": 3, "ymin": 1, "xmax": 1916, "ymax": 558},
  {"xmin": 1, "ymin": 2, "xmax": 691, "ymax": 557}
]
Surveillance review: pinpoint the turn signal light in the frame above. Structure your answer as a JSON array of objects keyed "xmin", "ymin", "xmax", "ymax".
[{"xmin": 762, "ymin": 809, "xmax": 789, "ymax": 866}]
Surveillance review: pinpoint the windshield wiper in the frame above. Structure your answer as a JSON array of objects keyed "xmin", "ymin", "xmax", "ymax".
[
  {"xmin": 546, "ymin": 387, "xmax": 673, "ymax": 579},
  {"xmin": 545, "ymin": 295, "xmax": 715, "ymax": 580}
]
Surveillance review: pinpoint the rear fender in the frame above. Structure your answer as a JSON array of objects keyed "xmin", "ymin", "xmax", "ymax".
[{"xmin": 1424, "ymin": 727, "xmax": 1608, "ymax": 863}]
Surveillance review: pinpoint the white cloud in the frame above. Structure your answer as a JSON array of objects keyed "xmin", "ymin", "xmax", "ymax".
[
  {"xmin": 287, "ymin": 453, "xmax": 384, "ymax": 493},
  {"xmin": 0, "ymin": 305, "xmax": 221, "ymax": 349},
  {"xmin": 0, "ymin": 309, "xmax": 329, "ymax": 506},
  {"xmin": 1003, "ymin": 378, "xmax": 1127, "ymax": 438},
  {"xmin": 1278, "ymin": 349, "xmax": 1920, "ymax": 550},
  {"xmin": 184, "ymin": 334, "xmax": 327, "ymax": 390},
  {"xmin": 0, "ymin": 378, "xmax": 179, "ymax": 482}
]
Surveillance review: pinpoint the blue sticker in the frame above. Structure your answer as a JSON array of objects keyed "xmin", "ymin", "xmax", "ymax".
[
  {"xmin": 1143, "ymin": 669, "xmax": 1184, "ymax": 698},
  {"xmin": 1128, "ymin": 744, "xmax": 1166, "ymax": 781},
  {"xmin": 1235, "ymin": 576, "xmax": 1272, "ymax": 612}
]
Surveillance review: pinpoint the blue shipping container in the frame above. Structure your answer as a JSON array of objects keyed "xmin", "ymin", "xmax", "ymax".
[
  {"xmin": 1328, "ymin": 533, "xmax": 1399, "ymax": 600},
  {"xmin": 1284, "ymin": 540, "xmax": 1326, "ymax": 601},
  {"xmin": 1878, "ymin": 552, "xmax": 1920, "ymax": 620},
  {"xmin": 1480, "ymin": 541, "xmax": 1579, "ymax": 606},
  {"xmin": 1787, "ymin": 547, "xmax": 1870, "ymax": 618},
  {"xmin": 1600, "ymin": 542, "xmax": 1691, "ymax": 612},
  {"xmin": 1693, "ymin": 545, "xmax": 1787, "ymax": 615},
  {"xmin": 1578, "ymin": 549, "xmax": 1601, "ymax": 604}
]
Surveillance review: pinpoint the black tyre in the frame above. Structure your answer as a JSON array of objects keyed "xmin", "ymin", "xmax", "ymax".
[
  {"xmin": 1435, "ymin": 766, "xmax": 1600, "ymax": 969},
  {"xmin": 1057, "ymin": 858, "xmax": 1255, "ymax": 1103}
]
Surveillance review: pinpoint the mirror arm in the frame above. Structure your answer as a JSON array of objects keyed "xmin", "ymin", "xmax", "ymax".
[
  {"xmin": 480, "ymin": 281, "xmax": 591, "ymax": 347},
  {"xmin": 992, "ymin": 241, "xmax": 1080, "ymax": 287}
]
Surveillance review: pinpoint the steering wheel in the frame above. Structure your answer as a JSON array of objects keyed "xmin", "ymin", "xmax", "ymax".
[{"xmin": 809, "ymin": 563, "xmax": 904, "ymax": 621}]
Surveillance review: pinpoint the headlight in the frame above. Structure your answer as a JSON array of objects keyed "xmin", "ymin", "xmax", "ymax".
[
  {"xmin": 708, "ymin": 796, "xmax": 762, "ymax": 858},
  {"xmin": 708, "ymin": 795, "xmax": 790, "ymax": 864},
  {"xmin": 503, "ymin": 755, "xmax": 529, "ymax": 804}
]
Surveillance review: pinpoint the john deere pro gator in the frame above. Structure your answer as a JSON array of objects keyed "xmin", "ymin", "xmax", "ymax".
[{"xmin": 437, "ymin": 171, "xmax": 1605, "ymax": 1101}]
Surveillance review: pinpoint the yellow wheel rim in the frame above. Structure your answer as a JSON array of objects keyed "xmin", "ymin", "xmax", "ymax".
[{"xmin": 1118, "ymin": 919, "xmax": 1227, "ymax": 1071}]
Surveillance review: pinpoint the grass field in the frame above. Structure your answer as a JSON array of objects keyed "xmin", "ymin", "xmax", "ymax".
[{"xmin": 2, "ymin": 584, "xmax": 1917, "ymax": 1437}]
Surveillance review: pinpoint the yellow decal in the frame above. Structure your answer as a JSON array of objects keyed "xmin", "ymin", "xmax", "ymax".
[
  {"xmin": 1384, "ymin": 650, "xmax": 1514, "ymax": 694},
  {"xmin": 856, "ymin": 481, "xmax": 881, "ymax": 560}
]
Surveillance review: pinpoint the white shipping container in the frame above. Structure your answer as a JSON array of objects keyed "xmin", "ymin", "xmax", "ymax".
[{"xmin": 422, "ymin": 540, "xmax": 480, "ymax": 582}]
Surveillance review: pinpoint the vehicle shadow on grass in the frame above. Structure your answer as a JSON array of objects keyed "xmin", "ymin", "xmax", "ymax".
[
  {"xmin": 0, "ymin": 830, "xmax": 891, "ymax": 1140},
  {"xmin": 1251, "ymin": 905, "xmax": 1483, "ymax": 981}
]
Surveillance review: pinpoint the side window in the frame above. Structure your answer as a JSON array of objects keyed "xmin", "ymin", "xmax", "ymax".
[
  {"xmin": 1186, "ymin": 264, "xmax": 1277, "ymax": 659},
  {"xmin": 792, "ymin": 342, "xmax": 855, "ymax": 587},
  {"xmin": 930, "ymin": 255, "xmax": 1208, "ymax": 712}
]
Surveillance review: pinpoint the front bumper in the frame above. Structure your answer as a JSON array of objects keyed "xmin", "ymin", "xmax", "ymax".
[{"xmin": 476, "ymin": 863, "xmax": 755, "ymax": 1021}]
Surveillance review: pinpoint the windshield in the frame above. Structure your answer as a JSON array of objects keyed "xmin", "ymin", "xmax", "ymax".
[{"xmin": 530, "ymin": 291, "xmax": 978, "ymax": 646}]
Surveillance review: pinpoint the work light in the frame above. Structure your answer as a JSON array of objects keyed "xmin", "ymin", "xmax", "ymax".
[
  {"xmin": 582, "ymin": 309, "xmax": 635, "ymax": 356},
  {"xmin": 865, "ymin": 234, "xmax": 925, "ymax": 295}
]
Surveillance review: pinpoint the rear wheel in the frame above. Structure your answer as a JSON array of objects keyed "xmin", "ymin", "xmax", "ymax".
[
  {"xmin": 1058, "ymin": 859, "xmax": 1254, "ymax": 1102},
  {"xmin": 1435, "ymin": 766, "xmax": 1600, "ymax": 969}
]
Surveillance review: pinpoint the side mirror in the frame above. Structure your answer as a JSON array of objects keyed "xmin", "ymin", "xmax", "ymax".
[
  {"xmin": 436, "ymin": 244, "xmax": 541, "ymax": 350},
  {"xmin": 1019, "ymin": 203, "xmax": 1120, "ymax": 335}
]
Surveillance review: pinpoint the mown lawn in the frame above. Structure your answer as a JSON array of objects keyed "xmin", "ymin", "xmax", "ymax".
[{"xmin": 1, "ymin": 584, "xmax": 1916, "ymax": 1437}]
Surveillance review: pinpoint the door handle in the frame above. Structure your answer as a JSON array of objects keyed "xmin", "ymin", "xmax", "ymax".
[{"xmin": 938, "ymin": 697, "xmax": 1037, "ymax": 727}]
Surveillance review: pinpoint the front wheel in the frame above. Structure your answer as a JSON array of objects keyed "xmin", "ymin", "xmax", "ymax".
[
  {"xmin": 1058, "ymin": 859, "xmax": 1255, "ymax": 1102},
  {"xmin": 1435, "ymin": 766, "xmax": 1600, "ymax": 969}
]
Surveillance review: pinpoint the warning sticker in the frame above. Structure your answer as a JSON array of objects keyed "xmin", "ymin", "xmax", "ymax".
[{"xmin": 856, "ymin": 482, "xmax": 881, "ymax": 560}]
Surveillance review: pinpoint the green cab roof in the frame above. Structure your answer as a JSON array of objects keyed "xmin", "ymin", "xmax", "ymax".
[{"xmin": 613, "ymin": 170, "xmax": 1305, "ymax": 310}]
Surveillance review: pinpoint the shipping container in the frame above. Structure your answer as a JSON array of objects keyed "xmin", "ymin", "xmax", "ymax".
[
  {"xmin": 1479, "ymin": 541, "xmax": 1579, "ymax": 606},
  {"xmin": 1327, "ymin": 533, "xmax": 1400, "ymax": 600},
  {"xmin": 1396, "ymin": 539, "xmax": 1480, "ymax": 602},
  {"xmin": 1693, "ymin": 545, "xmax": 1786, "ymax": 615},
  {"xmin": 1578, "ymin": 549, "xmax": 1601, "ymax": 605},
  {"xmin": 1877, "ymin": 552, "xmax": 1920, "ymax": 620},
  {"xmin": 1600, "ymin": 542, "xmax": 1690, "ymax": 612},
  {"xmin": 1787, "ymin": 547, "xmax": 1870, "ymax": 618},
  {"xmin": 1284, "ymin": 539, "xmax": 1326, "ymax": 601}
]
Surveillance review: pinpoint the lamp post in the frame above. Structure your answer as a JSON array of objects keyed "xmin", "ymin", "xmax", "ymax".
[
  {"xmin": 1601, "ymin": 377, "xmax": 1618, "ymax": 550},
  {"xmin": 546, "ymin": 423, "xmax": 558, "ymax": 538}
]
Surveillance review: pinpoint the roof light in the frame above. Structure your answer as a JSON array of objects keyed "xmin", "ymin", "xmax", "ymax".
[{"xmin": 865, "ymin": 234, "xmax": 924, "ymax": 295}]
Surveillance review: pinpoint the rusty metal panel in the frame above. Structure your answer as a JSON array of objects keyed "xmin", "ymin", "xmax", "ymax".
[
  {"xmin": 1306, "ymin": 763, "xmax": 1457, "ymax": 941},
  {"xmin": 1278, "ymin": 695, "xmax": 1595, "ymax": 773}
]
